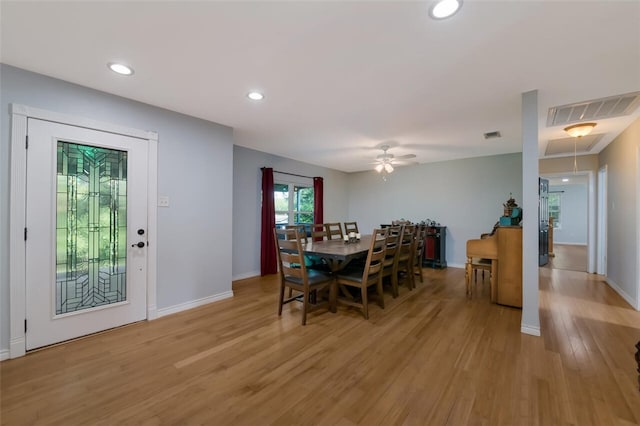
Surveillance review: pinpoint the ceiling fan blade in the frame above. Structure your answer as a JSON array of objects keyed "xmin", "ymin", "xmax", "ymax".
[
  {"xmin": 395, "ymin": 153, "xmax": 416, "ymax": 160},
  {"xmin": 392, "ymin": 159, "xmax": 418, "ymax": 166}
]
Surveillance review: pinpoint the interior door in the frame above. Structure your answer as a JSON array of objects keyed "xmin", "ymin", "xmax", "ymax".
[
  {"xmin": 539, "ymin": 178, "xmax": 549, "ymax": 266},
  {"xmin": 25, "ymin": 118, "xmax": 148, "ymax": 350}
]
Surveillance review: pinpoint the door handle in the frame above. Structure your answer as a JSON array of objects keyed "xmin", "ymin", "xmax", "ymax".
[{"xmin": 131, "ymin": 241, "xmax": 145, "ymax": 248}]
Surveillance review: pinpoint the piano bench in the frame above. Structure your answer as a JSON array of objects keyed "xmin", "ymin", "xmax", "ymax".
[{"xmin": 466, "ymin": 258, "xmax": 493, "ymax": 298}]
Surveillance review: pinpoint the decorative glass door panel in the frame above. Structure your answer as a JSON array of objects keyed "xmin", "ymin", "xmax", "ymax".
[
  {"xmin": 26, "ymin": 118, "xmax": 148, "ymax": 350},
  {"xmin": 56, "ymin": 142, "xmax": 128, "ymax": 315}
]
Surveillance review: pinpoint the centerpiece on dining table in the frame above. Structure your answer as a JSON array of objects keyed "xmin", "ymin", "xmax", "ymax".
[{"xmin": 344, "ymin": 232, "xmax": 361, "ymax": 244}]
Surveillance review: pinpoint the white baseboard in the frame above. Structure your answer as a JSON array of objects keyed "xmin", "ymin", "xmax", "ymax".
[
  {"xmin": 521, "ymin": 324, "xmax": 541, "ymax": 336},
  {"xmin": 0, "ymin": 349, "xmax": 9, "ymax": 361},
  {"xmin": 554, "ymin": 242, "xmax": 587, "ymax": 246},
  {"xmin": 147, "ymin": 304, "xmax": 158, "ymax": 321},
  {"xmin": 604, "ymin": 277, "xmax": 638, "ymax": 310},
  {"xmin": 445, "ymin": 263, "xmax": 465, "ymax": 269},
  {"xmin": 232, "ymin": 271, "xmax": 260, "ymax": 281},
  {"xmin": 9, "ymin": 337, "xmax": 25, "ymax": 359},
  {"xmin": 156, "ymin": 291, "xmax": 234, "ymax": 318}
]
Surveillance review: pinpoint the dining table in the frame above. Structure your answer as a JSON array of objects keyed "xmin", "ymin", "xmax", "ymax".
[{"xmin": 304, "ymin": 234, "xmax": 372, "ymax": 272}]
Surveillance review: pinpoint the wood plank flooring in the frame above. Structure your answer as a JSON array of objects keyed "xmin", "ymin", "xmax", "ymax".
[
  {"xmin": 547, "ymin": 244, "xmax": 588, "ymax": 272},
  {"xmin": 2, "ymin": 267, "xmax": 639, "ymax": 425}
]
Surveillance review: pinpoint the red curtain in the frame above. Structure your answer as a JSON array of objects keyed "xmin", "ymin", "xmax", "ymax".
[
  {"xmin": 260, "ymin": 168, "xmax": 277, "ymax": 275},
  {"xmin": 313, "ymin": 177, "xmax": 324, "ymax": 241}
]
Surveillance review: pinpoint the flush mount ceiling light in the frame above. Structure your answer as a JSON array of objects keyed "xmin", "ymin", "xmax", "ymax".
[
  {"xmin": 247, "ymin": 91, "xmax": 264, "ymax": 101},
  {"xmin": 564, "ymin": 122, "xmax": 597, "ymax": 138},
  {"xmin": 108, "ymin": 62, "xmax": 134, "ymax": 76},
  {"xmin": 564, "ymin": 122, "xmax": 596, "ymax": 173},
  {"xmin": 429, "ymin": 0, "xmax": 462, "ymax": 19}
]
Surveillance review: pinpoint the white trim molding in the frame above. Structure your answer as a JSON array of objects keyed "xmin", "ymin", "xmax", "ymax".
[
  {"xmin": 605, "ymin": 277, "xmax": 638, "ymax": 311},
  {"xmin": 520, "ymin": 324, "xmax": 541, "ymax": 336},
  {"xmin": 0, "ymin": 349, "xmax": 9, "ymax": 361},
  {"xmin": 232, "ymin": 271, "xmax": 261, "ymax": 281},
  {"xmin": 156, "ymin": 291, "xmax": 234, "ymax": 318},
  {"xmin": 9, "ymin": 104, "xmax": 159, "ymax": 358}
]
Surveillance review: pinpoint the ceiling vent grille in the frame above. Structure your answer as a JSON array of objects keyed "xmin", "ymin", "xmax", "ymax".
[
  {"xmin": 483, "ymin": 130, "xmax": 501, "ymax": 139},
  {"xmin": 545, "ymin": 134, "xmax": 603, "ymax": 156},
  {"xmin": 546, "ymin": 91, "xmax": 640, "ymax": 127}
]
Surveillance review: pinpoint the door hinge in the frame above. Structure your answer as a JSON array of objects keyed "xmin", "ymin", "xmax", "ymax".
[
  {"xmin": 25, "ymin": 135, "xmax": 29, "ymax": 149},
  {"xmin": 24, "ymin": 227, "xmax": 27, "ymax": 241},
  {"xmin": 24, "ymin": 319, "xmax": 27, "ymax": 333}
]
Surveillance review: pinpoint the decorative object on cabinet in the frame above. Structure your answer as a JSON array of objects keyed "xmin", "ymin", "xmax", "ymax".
[
  {"xmin": 499, "ymin": 194, "xmax": 522, "ymax": 226},
  {"xmin": 424, "ymin": 226, "xmax": 447, "ymax": 268}
]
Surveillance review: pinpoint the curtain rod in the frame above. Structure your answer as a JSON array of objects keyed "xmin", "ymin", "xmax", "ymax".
[{"xmin": 261, "ymin": 167, "xmax": 316, "ymax": 180}]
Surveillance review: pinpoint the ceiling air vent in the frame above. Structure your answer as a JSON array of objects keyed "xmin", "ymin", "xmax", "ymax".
[
  {"xmin": 545, "ymin": 134, "xmax": 603, "ymax": 156},
  {"xmin": 547, "ymin": 91, "xmax": 640, "ymax": 127},
  {"xmin": 483, "ymin": 131, "xmax": 501, "ymax": 139}
]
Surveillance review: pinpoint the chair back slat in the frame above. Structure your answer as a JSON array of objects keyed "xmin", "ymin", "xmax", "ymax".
[
  {"xmin": 361, "ymin": 228, "xmax": 388, "ymax": 281},
  {"xmin": 325, "ymin": 223, "xmax": 344, "ymax": 240},
  {"xmin": 311, "ymin": 223, "xmax": 327, "ymax": 241},
  {"xmin": 344, "ymin": 221, "xmax": 359, "ymax": 234}
]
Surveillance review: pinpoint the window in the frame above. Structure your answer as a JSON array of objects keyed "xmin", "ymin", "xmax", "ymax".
[
  {"xmin": 548, "ymin": 192, "xmax": 561, "ymax": 229},
  {"xmin": 274, "ymin": 183, "xmax": 314, "ymax": 226}
]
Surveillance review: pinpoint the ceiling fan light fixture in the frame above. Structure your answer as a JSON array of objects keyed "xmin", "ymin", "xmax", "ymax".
[
  {"xmin": 564, "ymin": 122, "xmax": 596, "ymax": 138},
  {"xmin": 384, "ymin": 163, "xmax": 394, "ymax": 173},
  {"xmin": 375, "ymin": 164, "xmax": 384, "ymax": 173},
  {"xmin": 429, "ymin": 0, "xmax": 462, "ymax": 20}
]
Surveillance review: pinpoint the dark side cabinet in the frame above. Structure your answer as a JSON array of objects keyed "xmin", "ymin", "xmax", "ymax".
[{"xmin": 424, "ymin": 226, "xmax": 447, "ymax": 268}]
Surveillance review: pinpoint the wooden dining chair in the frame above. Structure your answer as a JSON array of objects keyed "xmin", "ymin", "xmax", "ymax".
[
  {"xmin": 311, "ymin": 223, "xmax": 327, "ymax": 241},
  {"xmin": 335, "ymin": 228, "xmax": 388, "ymax": 319},
  {"xmin": 343, "ymin": 221, "xmax": 359, "ymax": 235},
  {"xmin": 396, "ymin": 224, "xmax": 416, "ymax": 292},
  {"xmin": 413, "ymin": 224, "xmax": 427, "ymax": 284},
  {"xmin": 381, "ymin": 225, "xmax": 401, "ymax": 298},
  {"xmin": 273, "ymin": 228, "xmax": 336, "ymax": 325},
  {"xmin": 285, "ymin": 224, "xmax": 307, "ymax": 242},
  {"xmin": 325, "ymin": 222, "xmax": 344, "ymax": 240}
]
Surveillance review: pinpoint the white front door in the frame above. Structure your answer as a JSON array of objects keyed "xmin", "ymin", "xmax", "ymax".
[{"xmin": 26, "ymin": 118, "xmax": 149, "ymax": 350}]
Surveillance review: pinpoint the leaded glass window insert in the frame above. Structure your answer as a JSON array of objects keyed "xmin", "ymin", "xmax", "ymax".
[{"xmin": 56, "ymin": 141, "xmax": 127, "ymax": 315}]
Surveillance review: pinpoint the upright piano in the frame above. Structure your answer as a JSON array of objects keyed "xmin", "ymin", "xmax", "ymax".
[{"xmin": 466, "ymin": 226, "xmax": 522, "ymax": 308}]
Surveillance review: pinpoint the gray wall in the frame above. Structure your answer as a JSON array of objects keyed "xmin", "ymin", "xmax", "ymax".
[
  {"xmin": 550, "ymin": 183, "xmax": 588, "ymax": 245},
  {"xmin": 232, "ymin": 145, "xmax": 350, "ymax": 279},
  {"xmin": 598, "ymin": 117, "xmax": 640, "ymax": 308},
  {"xmin": 1, "ymin": 64, "xmax": 234, "ymax": 353},
  {"xmin": 347, "ymin": 153, "xmax": 523, "ymax": 267}
]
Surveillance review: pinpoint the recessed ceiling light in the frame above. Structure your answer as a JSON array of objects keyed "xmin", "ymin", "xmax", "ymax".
[
  {"xmin": 562, "ymin": 178, "xmax": 569, "ymax": 182},
  {"xmin": 247, "ymin": 91, "xmax": 264, "ymax": 101},
  {"xmin": 429, "ymin": 0, "xmax": 462, "ymax": 20},
  {"xmin": 108, "ymin": 62, "xmax": 134, "ymax": 76}
]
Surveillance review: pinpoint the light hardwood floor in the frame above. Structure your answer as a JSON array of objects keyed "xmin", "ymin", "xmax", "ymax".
[
  {"xmin": 547, "ymin": 243, "xmax": 588, "ymax": 272},
  {"xmin": 2, "ymin": 267, "xmax": 639, "ymax": 425}
]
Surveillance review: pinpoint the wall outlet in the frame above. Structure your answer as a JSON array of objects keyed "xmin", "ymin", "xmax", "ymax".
[{"xmin": 158, "ymin": 196, "xmax": 170, "ymax": 207}]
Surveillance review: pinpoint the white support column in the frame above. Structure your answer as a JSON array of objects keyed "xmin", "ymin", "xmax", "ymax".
[{"xmin": 521, "ymin": 90, "xmax": 541, "ymax": 336}]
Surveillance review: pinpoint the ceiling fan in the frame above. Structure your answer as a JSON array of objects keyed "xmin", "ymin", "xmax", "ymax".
[{"xmin": 373, "ymin": 144, "xmax": 417, "ymax": 174}]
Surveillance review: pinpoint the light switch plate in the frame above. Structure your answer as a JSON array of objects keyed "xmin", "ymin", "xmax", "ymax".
[{"xmin": 158, "ymin": 196, "xmax": 170, "ymax": 207}]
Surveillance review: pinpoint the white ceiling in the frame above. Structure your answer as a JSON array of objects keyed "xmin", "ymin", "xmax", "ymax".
[{"xmin": 2, "ymin": 1, "xmax": 639, "ymax": 173}]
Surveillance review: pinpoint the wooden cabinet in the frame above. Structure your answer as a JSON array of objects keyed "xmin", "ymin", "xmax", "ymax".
[
  {"xmin": 496, "ymin": 227, "xmax": 522, "ymax": 308},
  {"xmin": 424, "ymin": 226, "xmax": 447, "ymax": 268}
]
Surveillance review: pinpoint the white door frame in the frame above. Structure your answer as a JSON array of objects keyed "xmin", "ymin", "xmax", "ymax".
[
  {"xmin": 597, "ymin": 165, "xmax": 608, "ymax": 276},
  {"xmin": 539, "ymin": 171, "xmax": 595, "ymax": 273},
  {"xmin": 9, "ymin": 104, "xmax": 158, "ymax": 358}
]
